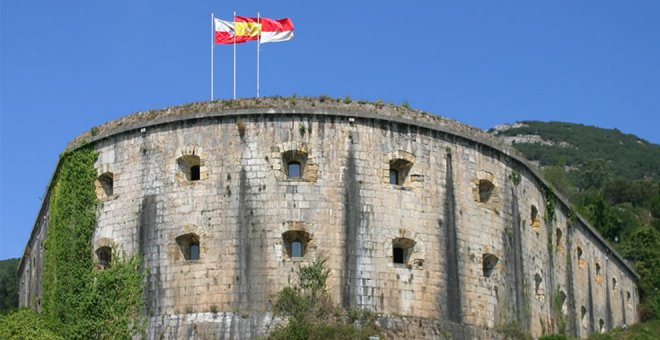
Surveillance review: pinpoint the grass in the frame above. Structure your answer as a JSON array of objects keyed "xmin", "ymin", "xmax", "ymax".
[
  {"xmin": 537, "ymin": 320, "xmax": 660, "ymax": 340},
  {"xmin": 587, "ymin": 319, "xmax": 660, "ymax": 340}
]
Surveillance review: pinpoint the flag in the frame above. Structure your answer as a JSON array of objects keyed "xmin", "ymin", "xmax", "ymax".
[
  {"xmin": 234, "ymin": 16, "xmax": 261, "ymax": 42},
  {"xmin": 260, "ymin": 17, "xmax": 294, "ymax": 44},
  {"xmin": 214, "ymin": 18, "xmax": 253, "ymax": 44},
  {"xmin": 214, "ymin": 16, "xmax": 294, "ymax": 44}
]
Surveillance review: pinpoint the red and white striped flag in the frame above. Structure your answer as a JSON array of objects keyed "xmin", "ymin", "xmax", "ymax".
[{"xmin": 259, "ymin": 17, "xmax": 294, "ymax": 44}]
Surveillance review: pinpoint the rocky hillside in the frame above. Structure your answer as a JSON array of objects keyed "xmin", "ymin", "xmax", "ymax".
[{"xmin": 491, "ymin": 121, "xmax": 660, "ymax": 320}]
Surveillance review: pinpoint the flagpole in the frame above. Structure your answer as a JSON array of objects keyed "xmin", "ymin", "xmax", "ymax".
[
  {"xmin": 211, "ymin": 13, "xmax": 214, "ymax": 101},
  {"xmin": 257, "ymin": 12, "xmax": 260, "ymax": 98},
  {"xmin": 233, "ymin": 11, "xmax": 236, "ymax": 100}
]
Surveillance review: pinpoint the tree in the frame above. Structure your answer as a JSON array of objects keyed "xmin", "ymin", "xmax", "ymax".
[
  {"xmin": 0, "ymin": 258, "xmax": 20, "ymax": 313},
  {"xmin": 618, "ymin": 226, "xmax": 660, "ymax": 320},
  {"xmin": 579, "ymin": 159, "xmax": 609, "ymax": 191}
]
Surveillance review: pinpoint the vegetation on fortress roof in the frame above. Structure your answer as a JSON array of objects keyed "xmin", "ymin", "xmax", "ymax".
[
  {"xmin": 492, "ymin": 121, "xmax": 660, "ymax": 321},
  {"xmin": 72, "ymin": 96, "xmax": 501, "ymax": 151}
]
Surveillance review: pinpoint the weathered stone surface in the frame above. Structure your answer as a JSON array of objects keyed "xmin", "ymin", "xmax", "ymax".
[{"xmin": 18, "ymin": 99, "xmax": 639, "ymax": 339}]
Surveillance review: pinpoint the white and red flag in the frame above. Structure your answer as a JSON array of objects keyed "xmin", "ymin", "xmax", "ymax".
[{"xmin": 259, "ymin": 17, "xmax": 294, "ymax": 43}]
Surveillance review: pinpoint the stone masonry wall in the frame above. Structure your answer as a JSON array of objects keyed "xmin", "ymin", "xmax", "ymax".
[{"xmin": 19, "ymin": 104, "xmax": 638, "ymax": 339}]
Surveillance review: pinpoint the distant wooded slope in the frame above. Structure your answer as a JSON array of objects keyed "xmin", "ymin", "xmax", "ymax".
[{"xmin": 490, "ymin": 121, "xmax": 660, "ymax": 181}]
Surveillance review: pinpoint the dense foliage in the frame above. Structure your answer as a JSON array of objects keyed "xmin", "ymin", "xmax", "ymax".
[
  {"xmin": 0, "ymin": 308, "xmax": 63, "ymax": 339},
  {"xmin": 0, "ymin": 258, "xmax": 20, "ymax": 313},
  {"xmin": 37, "ymin": 147, "xmax": 146, "ymax": 339},
  {"xmin": 269, "ymin": 260, "xmax": 380, "ymax": 340},
  {"xmin": 41, "ymin": 147, "xmax": 100, "ymax": 337},
  {"xmin": 491, "ymin": 121, "xmax": 660, "ymax": 181},
  {"xmin": 493, "ymin": 121, "xmax": 660, "ymax": 320}
]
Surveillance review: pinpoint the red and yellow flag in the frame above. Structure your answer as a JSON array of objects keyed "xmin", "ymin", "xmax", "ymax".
[{"xmin": 234, "ymin": 16, "xmax": 261, "ymax": 42}]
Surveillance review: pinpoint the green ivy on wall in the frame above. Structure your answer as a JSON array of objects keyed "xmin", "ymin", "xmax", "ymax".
[
  {"xmin": 39, "ymin": 147, "xmax": 146, "ymax": 339},
  {"xmin": 543, "ymin": 187, "xmax": 557, "ymax": 224}
]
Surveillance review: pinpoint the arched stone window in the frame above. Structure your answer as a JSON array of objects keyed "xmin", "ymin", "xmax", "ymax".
[
  {"xmin": 472, "ymin": 171, "xmax": 500, "ymax": 210},
  {"xmin": 282, "ymin": 230, "xmax": 311, "ymax": 259},
  {"xmin": 577, "ymin": 246, "xmax": 584, "ymax": 266},
  {"xmin": 478, "ymin": 179, "xmax": 495, "ymax": 203},
  {"xmin": 595, "ymin": 262, "xmax": 602, "ymax": 277},
  {"xmin": 599, "ymin": 319, "xmax": 605, "ymax": 333},
  {"xmin": 531, "ymin": 205, "xmax": 541, "ymax": 233},
  {"xmin": 95, "ymin": 172, "xmax": 114, "ymax": 200},
  {"xmin": 555, "ymin": 228, "xmax": 563, "ymax": 251},
  {"xmin": 531, "ymin": 205, "xmax": 539, "ymax": 220},
  {"xmin": 389, "ymin": 158, "xmax": 413, "ymax": 186},
  {"xmin": 612, "ymin": 277, "xmax": 617, "ymax": 290},
  {"xmin": 627, "ymin": 291, "xmax": 632, "ymax": 305},
  {"xmin": 392, "ymin": 237, "xmax": 415, "ymax": 266},
  {"xmin": 559, "ymin": 290, "xmax": 567, "ymax": 314},
  {"xmin": 272, "ymin": 143, "xmax": 318, "ymax": 182},
  {"xmin": 176, "ymin": 233, "xmax": 200, "ymax": 261},
  {"xmin": 482, "ymin": 253, "xmax": 499, "ymax": 278},
  {"xmin": 580, "ymin": 306, "xmax": 587, "ymax": 327},
  {"xmin": 96, "ymin": 246, "xmax": 112, "ymax": 269},
  {"xmin": 384, "ymin": 151, "xmax": 416, "ymax": 187},
  {"xmin": 534, "ymin": 273, "xmax": 545, "ymax": 301},
  {"xmin": 177, "ymin": 155, "xmax": 201, "ymax": 182},
  {"xmin": 282, "ymin": 150, "xmax": 308, "ymax": 180}
]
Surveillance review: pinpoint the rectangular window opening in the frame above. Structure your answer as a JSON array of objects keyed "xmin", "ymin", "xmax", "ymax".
[
  {"xmin": 389, "ymin": 169, "xmax": 399, "ymax": 185},
  {"xmin": 291, "ymin": 241, "xmax": 303, "ymax": 257},
  {"xmin": 288, "ymin": 162, "xmax": 301, "ymax": 178},
  {"xmin": 189, "ymin": 244, "xmax": 200, "ymax": 260},
  {"xmin": 190, "ymin": 165, "xmax": 201, "ymax": 181},
  {"xmin": 393, "ymin": 247, "xmax": 404, "ymax": 264}
]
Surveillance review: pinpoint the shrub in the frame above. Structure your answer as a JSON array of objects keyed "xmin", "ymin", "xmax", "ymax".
[
  {"xmin": 539, "ymin": 335, "xmax": 573, "ymax": 340},
  {"xmin": 0, "ymin": 309, "xmax": 62, "ymax": 340},
  {"xmin": 269, "ymin": 260, "xmax": 379, "ymax": 339},
  {"xmin": 497, "ymin": 321, "xmax": 532, "ymax": 340}
]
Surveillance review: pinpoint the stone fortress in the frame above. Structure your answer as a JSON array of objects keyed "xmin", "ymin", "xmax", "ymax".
[{"xmin": 18, "ymin": 97, "xmax": 638, "ymax": 339}]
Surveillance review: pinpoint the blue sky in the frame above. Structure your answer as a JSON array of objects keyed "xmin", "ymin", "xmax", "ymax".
[{"xmin": 2, "ymin": 1, "xmax": 659, "ymax": 259}]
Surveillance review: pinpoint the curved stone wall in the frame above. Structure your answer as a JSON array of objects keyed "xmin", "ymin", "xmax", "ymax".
[{"xmin": 18, "ymin": 99, "xmax": 638, "ymax": 339}]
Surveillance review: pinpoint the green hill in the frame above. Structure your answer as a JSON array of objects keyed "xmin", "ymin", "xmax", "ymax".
[
  {"xmin": 491, "ymin": 121, "xmax": 660, "ymax": 321},
  {"xmin": 490, "ymin": 121, "xmax": 660, "ymax": 181}
]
